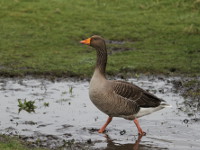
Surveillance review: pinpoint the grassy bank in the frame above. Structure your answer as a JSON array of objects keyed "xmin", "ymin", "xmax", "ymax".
[
  {"xmin": 0, "ymin": 0, "xmax": 200, "ymax": 77},
  {"xmin": 0, "ymin": 135, "xmax": 45, "ymax": 150}
]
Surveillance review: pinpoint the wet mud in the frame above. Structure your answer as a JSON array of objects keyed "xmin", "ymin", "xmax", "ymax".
[
  {"xmin": 0, "ymin": 76, "xmax": 200, "ymax": 150},
  {"xmin": 106, "ymin": 40, "xmax": 134, "ymax": 54}
]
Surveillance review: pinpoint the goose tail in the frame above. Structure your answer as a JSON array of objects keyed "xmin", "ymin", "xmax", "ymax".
[{"xmin": 160, "ymin": 100, "xmax": 172, "ymax": 108}]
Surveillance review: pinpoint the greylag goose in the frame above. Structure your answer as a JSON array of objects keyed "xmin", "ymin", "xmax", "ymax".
[{"xmin": 80, "ymin": 35, "xmax": 171, "ymax": 135}]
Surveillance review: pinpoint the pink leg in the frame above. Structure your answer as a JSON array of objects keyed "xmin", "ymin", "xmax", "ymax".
[
  {"xmin": 134, "ymin": 118, "xmax": 146, "ymax": 136},
  {"xmin": 98, "ymin": 117, "xmax": 113, "ymax": 133}
]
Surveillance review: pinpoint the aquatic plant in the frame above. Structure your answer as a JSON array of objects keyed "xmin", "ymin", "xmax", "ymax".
[
  {"xmin": 61, "ymin": 91, "xmax": 67, "ymax": 95},
  {"xmin": 18, "ymin": 99, "xmax": 37, "ymax": 113},
  {"xmin": 56, "ymin": 98, "xmax": 70, "ymax": 104},
  {"xmin": 69, "ymin": 86, "xmax": 73, "ymax": 96},
  {"xmin": 43, "ymin": 102, "xmax": 49, "ymax": 107}
]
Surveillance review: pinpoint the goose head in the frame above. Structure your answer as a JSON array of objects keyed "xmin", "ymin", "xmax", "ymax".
[{"xmin": 80, "ymin": 35, "xmax": 106, "ymax": 51}]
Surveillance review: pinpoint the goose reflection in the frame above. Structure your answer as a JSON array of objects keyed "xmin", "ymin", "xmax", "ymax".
[
  {"xmin": 102, "ymin": 134, "xmax": 143, "ymax": 150},
  {"xmin": 102, "ymin": 134, "xmax": 167, "ymax": 150}
]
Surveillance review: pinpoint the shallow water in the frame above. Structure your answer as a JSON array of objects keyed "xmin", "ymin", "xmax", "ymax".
[{"xmin": 0, "ymin": 77, "xmax": 200, "ymax": 150}]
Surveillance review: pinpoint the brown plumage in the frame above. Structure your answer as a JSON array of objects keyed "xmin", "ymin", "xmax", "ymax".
[{"xmin": 80, "ymin": 35, "xmax": 170, "ymax": 135}]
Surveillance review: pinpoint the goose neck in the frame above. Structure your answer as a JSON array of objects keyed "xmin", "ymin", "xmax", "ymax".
[{"xmin": 95, "ymin": 49, "xmax": 107, "ymax": 77}]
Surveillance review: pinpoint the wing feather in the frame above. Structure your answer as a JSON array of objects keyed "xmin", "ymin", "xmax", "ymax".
[{"xmin": 112, "ymin": 80, "xmax": 161, "ymax": 108}]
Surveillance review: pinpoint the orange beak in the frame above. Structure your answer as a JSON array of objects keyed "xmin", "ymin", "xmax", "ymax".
[{"xmin": 80, "ymin": 38, "xmax": 91, "ymax": 45}]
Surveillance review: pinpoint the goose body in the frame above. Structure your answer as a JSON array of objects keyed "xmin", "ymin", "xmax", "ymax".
[
  {"xmin": 80, "ymin": 35, "xmax": 170, "ymax": 135},
  {"xmin": 89, "ymin": 70, "xmax": 169, "ymax": 120}
]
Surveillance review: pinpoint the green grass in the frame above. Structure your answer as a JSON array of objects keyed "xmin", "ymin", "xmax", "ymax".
[
  {"xmin": 0, "ymin": 0, "xmax": 200, "ymax": 77},
  {"xmin": 0, "ymin": 135, "xmax": 46, "ymax": 150}
]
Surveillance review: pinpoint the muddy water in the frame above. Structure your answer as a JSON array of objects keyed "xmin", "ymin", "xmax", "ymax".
[{"xmin": 0, "ymin": 77, "xmax": 200, "ymax": 150}]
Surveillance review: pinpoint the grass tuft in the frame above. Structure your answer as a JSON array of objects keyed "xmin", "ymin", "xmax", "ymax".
[
  {"xmin": 0, "ymin": 135, "xmax": 46, "ymax": 150},
  {"xmin": 183, "ymin": 24, "xmax": 200, "ymax": 35}
]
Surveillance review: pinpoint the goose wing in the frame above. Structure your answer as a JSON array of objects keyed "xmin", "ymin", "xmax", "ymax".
[{"xmin": 112, "ymin": 80, "xmax": 161, "ymax": 108}]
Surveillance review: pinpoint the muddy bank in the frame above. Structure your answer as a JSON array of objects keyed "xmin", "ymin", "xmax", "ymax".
[
  {"xmin": 172, "ymin": 77, "xmax": 200, "ymax": 121},
  {"xmin": 0, "ymin": 76, "xmax": 200, "ymax": 150},
  {"xmin": 172, "ymin": 77, "xmax": 200, "ymax": 101}
]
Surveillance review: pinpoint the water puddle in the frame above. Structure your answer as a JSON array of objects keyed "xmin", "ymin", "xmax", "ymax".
[{"xmin": 0, "ymin": 76, "xmax": 200, "ymax": 149}]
